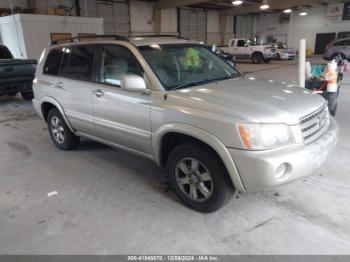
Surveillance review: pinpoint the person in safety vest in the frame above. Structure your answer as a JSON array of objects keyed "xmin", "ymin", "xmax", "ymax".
[{"xmin": 181, "ymin": 47, "xmax": 202, "ymax": 70}]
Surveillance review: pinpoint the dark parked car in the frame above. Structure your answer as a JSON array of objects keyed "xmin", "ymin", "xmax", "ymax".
[
  {"xmin": 209, "ymin": 45, "xmax": 236, "ymax": 67},
  {"xmin": 0, "ymin": 45, "xmax": 36, "ymax": 100}
]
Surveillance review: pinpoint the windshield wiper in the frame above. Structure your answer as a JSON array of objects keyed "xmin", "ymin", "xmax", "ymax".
[{"xmin": 171, "ymin": 75, "xmax": 237, "ymax": 91}]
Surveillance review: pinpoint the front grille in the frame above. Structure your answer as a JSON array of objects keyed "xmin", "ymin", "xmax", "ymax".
[{"xmin": 300, "ymin": 105, "xmax": 329, "ymax": 144}]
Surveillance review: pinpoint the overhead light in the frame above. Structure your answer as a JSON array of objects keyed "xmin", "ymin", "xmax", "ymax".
[
  {"xmin": 232, "ymin": 0, "xmax": 243, "ymax": 5},
  {"xmin": 299, "ymin": 11, "xmax": 308, "ymax": 16},
  {"xmin": 283, "ymin": 9, "xmax": 292, "ymax": 14},
  {"xmin": 260, "ymin": 0, "xmax": 269, "ymax": 10}
]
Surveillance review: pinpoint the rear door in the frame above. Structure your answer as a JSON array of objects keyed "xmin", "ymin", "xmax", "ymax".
[
  {"xmin": 57, "ymin": 45, "xmax": 97, "ymax": 135},
  {"xmin": 41, "ymin": 45, "xmax": 96, "ymax": 135},
  {"xmin": 92, "ymin": 44, "xmax": 152, "ymax": 156}
]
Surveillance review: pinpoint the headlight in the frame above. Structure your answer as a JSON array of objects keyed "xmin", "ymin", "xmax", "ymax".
[
  {"xmin": 264, "ymin": 48, "xmax": 273, "ymax": 54},
  {"xmin": 237, "ymin": 123, "xmax": 294, "ymax": 150}
]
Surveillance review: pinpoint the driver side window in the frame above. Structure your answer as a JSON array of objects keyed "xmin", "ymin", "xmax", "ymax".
[
  {"xmin": 237, "ymin": 40, "xmax": 247, "ymax": 47},
  {"xmin": 99, "ymin": 45, "xmax": 143, "ymax": 86}
]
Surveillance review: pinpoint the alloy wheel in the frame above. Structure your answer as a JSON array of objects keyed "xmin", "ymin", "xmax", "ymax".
[
  {"xmin": 175, "ymin": 157, "xmax": 214, "ymax": 202},
  {"xmin": 51, "ymin": 116, "xmax": 65, "ymax": 144}
]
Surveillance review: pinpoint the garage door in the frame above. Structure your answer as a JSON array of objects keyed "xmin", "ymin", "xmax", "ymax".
[
  {"xmin": 179, "ymin": 8, "xmax": 207, "ymax": 43},
  {"xmin": 97, "ymin": 1, "xmax": 130, "ymax": 36}
]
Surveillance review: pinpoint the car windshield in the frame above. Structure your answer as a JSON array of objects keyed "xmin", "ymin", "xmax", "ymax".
[
  {"xmin": 139, "ymin": 44, "xmax": 239, "ymax": 91},
  {"xmin": 0, "ymin": 46, "xmax": 13, "ymax": 59}
]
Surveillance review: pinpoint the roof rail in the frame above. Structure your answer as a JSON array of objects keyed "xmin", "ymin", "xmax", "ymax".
[
  {"xmin": 49, "ymin": 34, "xmax": 129, "ymax": 46},
  {"xmin": 131, "ymin": 34, "xmax": 189, "ymax": 40},
  {"xmin": 132, "ymin": 34, "xmax": 179, "ymax": 38}
]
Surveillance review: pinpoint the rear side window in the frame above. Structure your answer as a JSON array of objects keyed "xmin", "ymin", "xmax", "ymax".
[
  {"xmin": 43, "ymin": 48, "xmax": 64, "ymax": 75},
  {"xmin": 0, "ymin": 46, "xmax": 13, "ymax": 59},
  {"xmin": 334, "ymin": 40, "xmax": 350, "ymax": 46},
  {"xmin": 60, "ymin": 45, "xmax": 95, "ymax": 81}
]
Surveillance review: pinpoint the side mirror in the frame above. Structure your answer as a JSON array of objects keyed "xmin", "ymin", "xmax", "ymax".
[{"xmin": 121, "ymin": 74, "xmax": 147, "ymax": 92}]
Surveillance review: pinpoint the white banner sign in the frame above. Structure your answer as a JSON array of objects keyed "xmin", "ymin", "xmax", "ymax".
[{"xmin": 327, "ymin": 3, "xmax": 344, "ymax": 18}]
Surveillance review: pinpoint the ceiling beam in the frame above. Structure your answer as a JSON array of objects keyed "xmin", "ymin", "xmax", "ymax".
[
  {"xmin": 220, "ymin": 0, "xmax": 340, "ymax": 15},
  {"xmin": 155, "ymin": 0, "xmax": 210, "ymax": 10}
]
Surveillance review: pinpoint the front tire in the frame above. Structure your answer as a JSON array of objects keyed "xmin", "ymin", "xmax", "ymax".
[
  {"xmin": 166, "ymin": 143, "xmax": 234, "ymax": 213},
  {"xmin": 252, "ymin": 53, "xmax": 263, "ymax": 64},
  {"xmin": 47, "ymin": 108, "xmax": 80, "ymax": 150}
]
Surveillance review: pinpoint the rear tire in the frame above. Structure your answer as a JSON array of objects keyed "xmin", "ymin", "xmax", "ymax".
[
  {"xmin": 252, "ymin": 53, "xmax": 263, "ymax": 64},
  {"xmin": 166, "ymin": 143, "xmax": 234, "ymax": 213},
  {"xmin": 47, "ymin": 108, "xmax": 80, "ymax": 150},
  {"xmin": 21, "ymin": 91, "xmax": 34, "ymax": 101}
]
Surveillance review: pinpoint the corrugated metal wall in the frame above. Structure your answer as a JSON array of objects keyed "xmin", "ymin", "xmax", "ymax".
[
  {"xmin": 96, "ymin": 0, "xmax": 130, "ymax": 36},
  {"xmin": 179, "ymin": 8, "xmax": 207, "ymax": 43}
]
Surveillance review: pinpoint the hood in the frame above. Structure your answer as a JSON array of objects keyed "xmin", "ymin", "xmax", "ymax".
[{"xmin": 172, "ymin": 77, "xmax": 326, "ymax": 125}]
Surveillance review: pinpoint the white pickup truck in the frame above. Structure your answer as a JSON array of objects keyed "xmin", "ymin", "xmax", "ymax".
[{"xmin": 221, "ymin": 38, "xmax": 277, "ymax": 64}]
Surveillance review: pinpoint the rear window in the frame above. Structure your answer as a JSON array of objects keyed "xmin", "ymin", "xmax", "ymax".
[
  {"xmin": 43, "ymin": 48, "xmax": 64, "ymax": 75},
  {"xmin": 0, "ymin": 46, "xmax": 13, "ymax": 59},
  {"xmin": 60, "ymin": 45, "xmax": 95, "ymax": 81}
]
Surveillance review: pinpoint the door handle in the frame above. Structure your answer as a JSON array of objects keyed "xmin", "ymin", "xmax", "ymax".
[{"xmin": 93, "ymin": 89, "xmax": 104, "ymax": 97}]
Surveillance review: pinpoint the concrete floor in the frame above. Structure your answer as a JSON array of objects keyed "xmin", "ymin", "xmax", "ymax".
[{"xmin": 0, "ymin": 58, "xmax": 350, "ymax": 254}]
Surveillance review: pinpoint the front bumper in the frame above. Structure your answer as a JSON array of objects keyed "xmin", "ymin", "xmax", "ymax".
[
  {"xmin": 280, "ymin": 53, "xmax": 296, "ymax": 59},
  {"xmin": 228, "ymin": 117, "xmax": 338, "ymax": 192},
  {"xmin": 262, "ymin": 53, "xmax": 277, "ymax": 59}
]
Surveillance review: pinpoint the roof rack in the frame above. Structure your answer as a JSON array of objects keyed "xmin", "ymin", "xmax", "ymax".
[
  {"xmin": 49, "ymin": 35, "xmax": 129, "ymax": 46},
  {"xmin": 132, "ymin": 34, "xmax": 178, "ymax": 38},
  {"xmin": 131, "ymin": 34, "xmax": 189, "ymax": 40}
]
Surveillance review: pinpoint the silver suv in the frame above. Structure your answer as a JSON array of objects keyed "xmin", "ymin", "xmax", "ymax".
[
  {"xmin": 324, "ymin": 37, "xmax": 350, "ymax": 61},
  {"xmin": 33, "ymin": 36, "xmax": 338, "ymax": 212}
]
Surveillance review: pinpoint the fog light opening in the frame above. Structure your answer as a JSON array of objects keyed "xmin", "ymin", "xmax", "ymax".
[{"xmin": 275, "ymin": 163, "xmax": 289, "ymax": 179}]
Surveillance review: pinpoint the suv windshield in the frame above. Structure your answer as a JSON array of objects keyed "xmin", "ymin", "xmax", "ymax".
[
  {"xmin": 0, "ymin": 46, "xmax": 13, "ymax": 59},
  {"xmin": 139, "ymin": 44, "xmax": 239, "ymax": 90}
]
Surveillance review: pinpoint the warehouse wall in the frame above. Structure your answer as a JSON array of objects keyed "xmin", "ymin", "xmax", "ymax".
[
  {"xmin": 207, "ymin": 10, "xmax": 220, "ymax": 45},
  {"xmin": 254, "ymin": 13, "xmax": 289, "ymax": 44},
  {"xmin": 129, "ymin": 0, "xmax": 154, "ymax": 36},
  {"xmin": 0, "ymin": 0, "xmax": 227, "ymax": 44},
  {"xmin": 0, "ymin": 0, "xmax": 29, "ymax": 9},
  {"xmin": 288, "ymin": 5, "xmax": 350, "ymax": 52},
  {"xmin": 160, "ymin": 8, "xmax": 177, "ymax": 34}
]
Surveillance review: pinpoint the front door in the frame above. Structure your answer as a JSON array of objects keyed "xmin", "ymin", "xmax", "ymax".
[
  {"xmin": 92, "ymin": 44, "xmax": 152, "ymax": 156},
  {"xmin": 234, "ymin": 39, "xmax": 249, "ymax": 59}
]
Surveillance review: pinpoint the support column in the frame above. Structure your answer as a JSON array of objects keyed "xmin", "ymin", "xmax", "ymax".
[
  {"xmin": 299, "ymin": 39, "xmax": 306, "ymax": 88},
  {"xmin": 154, "ymin": 8, "xmax": 162, "ymax": 35},
  {"xmin": 220, "ymin": 15, "xmax": 227, "ymax": 46}
]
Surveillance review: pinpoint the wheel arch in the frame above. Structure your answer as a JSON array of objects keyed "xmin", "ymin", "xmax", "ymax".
[
  {"xmin": 40, "ymin": 96, "xmax": 75, "ymax": 133},
  {"xmin": 251, "ymin": 51, "xmax": 263, "ymax": 57},
  {"xmin": 153, "ymin": 124, "xmax": 246, "ymax": 192}
]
